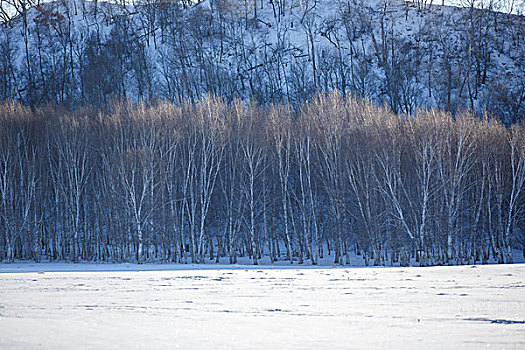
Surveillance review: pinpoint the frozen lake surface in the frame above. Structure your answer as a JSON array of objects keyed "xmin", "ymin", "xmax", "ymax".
[{"xmin": 1, "ymin": 263, "xmax": 524, "ymax": 349}]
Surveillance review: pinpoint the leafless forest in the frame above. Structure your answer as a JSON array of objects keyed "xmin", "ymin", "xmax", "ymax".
[
  {"xmin": 0, "ymin": 0, "xmax": 524, "ymax": 121},
  {"xmin": 0, "ymin": 95, "xmax": 524, "ymax": 265}
]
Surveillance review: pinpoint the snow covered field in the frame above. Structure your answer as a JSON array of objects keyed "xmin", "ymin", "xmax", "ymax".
[{"xmin": 1, "ymin": 264, "xmax": 524, "ymax": 349}]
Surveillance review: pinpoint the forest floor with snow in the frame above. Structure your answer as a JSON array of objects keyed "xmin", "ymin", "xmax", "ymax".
[{"xmin": 1, "ymin": 263, "xmax": 524, "ymax": 349}]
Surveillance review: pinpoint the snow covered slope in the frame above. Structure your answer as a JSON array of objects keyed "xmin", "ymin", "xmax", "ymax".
[{"xmin": 1, "ymin": 0, "xmax": 524, "ymax": 119}]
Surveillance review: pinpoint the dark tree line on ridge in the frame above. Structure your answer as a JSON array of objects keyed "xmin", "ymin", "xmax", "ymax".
[
  {"xmin": 0, "ymin": 0, "xmax": 524, "ymax": 122},
  {"xmin": 0, "ymin": 94, "xmax": 524, "ymax": 266}
]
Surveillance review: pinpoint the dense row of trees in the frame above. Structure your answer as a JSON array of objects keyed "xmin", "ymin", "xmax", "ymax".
[
  {"xmin": 0, "ymin": 95, "xmax": 524, "ymax": 265},
  {"xmin": 0, "ymin": 0, "xmax": 524, "ymax": 121}
]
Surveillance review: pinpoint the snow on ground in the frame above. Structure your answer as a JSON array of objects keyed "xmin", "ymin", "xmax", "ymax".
[{"xmin": 1, "ymin": 264, "xmax": 524, "ymax": 349}]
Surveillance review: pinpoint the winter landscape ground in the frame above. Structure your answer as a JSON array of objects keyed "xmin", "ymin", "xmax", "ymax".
[{"xmin": 1, "ymin": 263, "xmax": 525, "ymax": 349}]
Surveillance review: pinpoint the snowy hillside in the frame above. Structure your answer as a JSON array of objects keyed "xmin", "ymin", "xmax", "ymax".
[{"xmin": 0, "ymin": 0, "xmax": 524, "ymax": 120}]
